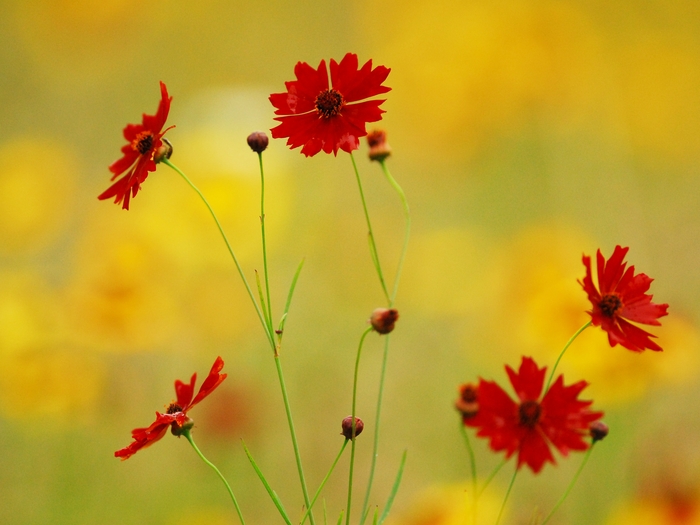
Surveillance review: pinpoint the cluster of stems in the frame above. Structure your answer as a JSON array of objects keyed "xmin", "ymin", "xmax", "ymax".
[{"xmin": 161, "ymin": 136, "xmax": 410, "ymax": 525}]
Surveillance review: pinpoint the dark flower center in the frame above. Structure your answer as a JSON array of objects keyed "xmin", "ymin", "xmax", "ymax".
[
  {"xmin": 315, "ymin": 89, "xmax": 344, "ymax": 118},
  {"xmin": 599, "ymin": 294, "xmax": 622, "ymax": 318},
  {"xmin": 166, "ymin": 403, "xmax": 183, "ymax": 414},
  {"xmin": 132, "ymin": 131, "xmax": 155, "ymax": 154},
  {"xmin": 518, "ymin": 400, "xmax": 542, "ymax": 428}
]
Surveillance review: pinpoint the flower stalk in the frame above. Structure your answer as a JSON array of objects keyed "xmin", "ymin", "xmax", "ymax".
[{"xmin": 183, "ymin": 428, "xmax": 246, "ymax": 525}]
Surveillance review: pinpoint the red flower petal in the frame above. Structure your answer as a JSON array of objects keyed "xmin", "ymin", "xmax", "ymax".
[
  {"xmin": 579, "ymin": 245, "xmax": 668, "ymax": 352},
  {"xmin": 505, "ymin": 357, "xmax": 545, "ymax": 402},
  {"xmin": 330, "ymin": 53, "xmax": 391, "ymax": 102},
  {"xmin": 269, "ymin": 54, "xmax": 390, "ymax": 157},
  {"xmin": 115, "ymin": 358, "xmax": 226, "ymax": 460},
  {"xmin": 100, "ymin": 81, "xmax": 173, "ymax": 210},
  {"xmin": 189, "ymin": 356, "xmax": 227, "ymax": 409},
  {"xmin": 464, "ymin": 357, "xmax": 603, "ymax": 474}
]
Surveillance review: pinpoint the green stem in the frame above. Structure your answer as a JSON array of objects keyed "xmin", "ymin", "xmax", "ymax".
[
  {"xmin": 163, "ymin": 159, "xmax": 275, "ymax": 350},
  {"xmin": 459, "ymin": 423, "xmax": 478, "ymax": 525},
  {"xmin": 540, "ymin": 444, "xmax": 596, "ymax": 524},
  {"xmin": 346, "ymin": 327, "xmax": 374, "ymax": 525},
  {"xmin": 495, "ymin": 468, "xmax": 518, "ymax": 525},
  {"xmin": 359, "ymin": 334, "xmax": 391, "ymax": 525},
  {"xmin": 274, "ymin": 354, "xmax": 315, "ymax": 525},
  {"xmin": 545, "ymin": 321, "xmax": 592, "ymax": 392},
  {"xmin": 378, "ymin": 160, "xmax": 410, "ymax": 307},
  {"xmin": 182, "ymin": 428, "xmax": 246, "ymax": 525},
  {"xmin": 258, "ymin": 151, "xmax": 274, "ymax": 336},
  {"xmin": 302, "ymin": 440, "xmax": 349, "ymax": 525},
  {"xmin": 350, "ymin": 152, "xmax": 390, "ymax": 304},
  {"xmin": 478, "ymin": 459, "xmax": 507, "ymax": 498}
]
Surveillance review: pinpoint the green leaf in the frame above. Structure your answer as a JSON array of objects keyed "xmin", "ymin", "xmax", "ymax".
[
  {"xmin": 242, "ymin": 440, "xmax": 292, "ymax": 525},
  {"xmin": 379, "ymin": 450, "xmax": 408, "ymax": 525},
  {"xmin": 278, "ymin": 258, "xmax": 305, "ymax": 339}
]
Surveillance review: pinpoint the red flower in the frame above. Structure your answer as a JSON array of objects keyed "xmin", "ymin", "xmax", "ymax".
[
  {"xmin": 580, "ymin": 245, "xmax": 669, "ymax": 352},
  {"xmin": 115, "ymin": 356, "xmax": 226, "ymax": 460},
  {"xmin": 269, "ymin": 53, "xmax": 390, "ymax": 157},
  {"xmin": 465, "ymin": 357, "xmax": 603, "ymax": 473},
  {"xmin": 99, "ymin": 81, "xmax": 174, "ymax": 210}
]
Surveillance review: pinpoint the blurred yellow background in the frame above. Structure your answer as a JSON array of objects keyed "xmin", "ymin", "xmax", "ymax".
[{"xmin": 1, "ymin": 0, "xmax": 700, "ymax": 524}]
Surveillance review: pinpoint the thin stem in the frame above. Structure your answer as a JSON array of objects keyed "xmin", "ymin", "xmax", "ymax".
[
  {"xmin": 359, "ymin": 334, "xmax": 391, "ymax": 525},
  {"xmin": 349, "ymin": 152, "xmax": 390, "ymax": 304},
  {"xmin": 495, "ymin": 468, "xmax": 518, "ymax": 525},
  {"xmin": 258, "ymin": 151, "xmax": 274, "ymax": 334},
  {"xmin": 301, "ymin": 440, "xmax": 349, "ymax": 525},
  {"xmin": 346, "ymin": 327, "xmax": 374, "ymax": 525},
  {"xmin": 545, "ymin": 321, "xmax": 592, "ymax": 392},
  {"xmin": 163, "ymin": 159, "xmax": 274, "ymax": 350},
  {"xmin": 540, "ymin": 444, "xmax": 596, "ymax": 524},
  {"xmin": 274, "ymin": 354, "xmax": 315, "ymax": 525},
  {"xmin": 459, "ymin": 423, "xmax": 478, "ymax": 525},
  {"xmin": 182, "ymin": 429, "xmax": 246, "ymax": 525},
  {"xmin": 378, "ymin": 160, "xmax": 410, "ymax": 307},
  {"xmin": 478, "ymin": 458, "xmax": 508, "ymax": 498}
]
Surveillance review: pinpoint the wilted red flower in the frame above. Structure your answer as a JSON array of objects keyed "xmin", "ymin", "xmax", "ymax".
[
  {"xmin": 579, "ymin": 245, "xmax": 669, "ymax": 352},
  {"xmin": 465, "ymin": 356, "xmax": 603, "ymax": 473},
  {"xmin": 269, "ymin": 53, "xmax": 390, "ymax": 157},
  {"xmin": 99, "ymin": 81, "xmax": 174, "ymax": 210},
  {"xmin": 115, "ymin": 357, "xmax": 226, "ymax": 460}
]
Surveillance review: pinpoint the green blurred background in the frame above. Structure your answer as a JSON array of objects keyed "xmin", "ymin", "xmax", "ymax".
[{"xmin": 1, "ymin": 0, "xmax": 700, "ymax": 523}]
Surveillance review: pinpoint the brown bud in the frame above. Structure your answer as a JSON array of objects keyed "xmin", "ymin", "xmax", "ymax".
[
  {"xmin": 589, "ymin": 421, "xmax": 609, "ymax": 442},
  {"xmin": 247, "ymin": 131, "xmax": 269, "ymax": 153},
  {"xmin": 170, "ymin": 416, "xmax": 195, "ymax": 436},
  {"xmin": 366, "ymin": 130, "xmax": 391, "ymax": 161},
  {"xmin": 455, "ymin": 383, "xmax": 479, "ymax": 419},
  {"xmin": 154, "ymin": 137, "xmax": 173, "ymax": 163},
  {"xmin": 370, "ymin": 308, "xmax": 399, "ymax": 334},
  {"xmin": 341, "ymin": 416, "xmax": 364, "ymax": 440}
]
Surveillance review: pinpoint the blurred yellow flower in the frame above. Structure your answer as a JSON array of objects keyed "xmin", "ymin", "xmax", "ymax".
[
  {"xmin": 0, "ymin": 138, "xmax": 77, "ymax": 255},
  {"xmin": 0, "ymin": 270, "xmax": 104, "ymax": 421},
  {"xmin": 386, "ymin": 483, "xmax": 503, "ymax": 525},
  {"xmin": 607, "ymin": 497, "xmax": 700, "ymax": 525},
  {"xmin": 373, "ymin": 0, "xmax": 603, "ymax": 158},
  {"xmin": 402, "ymin": 227, "xmax": 498, "ymax": 317},
  {"xmin": 0, "ymin": 347, "xmax": 104, "ymax": 423},
  {"xmin": 65, "ymin": 215, "xmax": 185, "ymax": 353}
]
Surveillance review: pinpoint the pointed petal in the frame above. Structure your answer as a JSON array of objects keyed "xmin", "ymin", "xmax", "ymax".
[{"xmin": 189, "ymin": 356, "xmax": 227, "ymax": 409}]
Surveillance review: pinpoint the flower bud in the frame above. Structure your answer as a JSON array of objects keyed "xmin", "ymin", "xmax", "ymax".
[
  {"xmin": 370, "ymin": 308, "xmax": 399, "ymax": 334},
  {"xmin": 247, "ymin": 131, "xmax": 269, "ymax": 153},
  {"xmin": 154, "ymin": 137, "xmax": 173, "ymax": 163},
  {"xmin": 341, "ymin": 416, "xmax": 364, "ymax": 440},
  {"xmin": 170, "ymin": 415, "xmax": 195, "ymax": 436},
  {"xmin": 589, "ymin": 421, "xmax": 609, "ymax": 442},
  {"xmin": 366, "ymin": 130, "xmax": 391, "ymax": 161},
  {"xmin": 455, "ymin": 383, "xmax": 479, "ymax": 419}
]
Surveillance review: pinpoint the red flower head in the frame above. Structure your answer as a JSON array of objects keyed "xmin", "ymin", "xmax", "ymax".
[
  {"xmin": 465, "ymin": 357, "xmax": 603, "ymax": 473},
  {"xmin": 99, "ymin": 81, "xmax": 174, "ymax": 210},
  {"xmin": 269, "ymin": 53, "xmax": 391, "ymax": 157},
  {"xmin": 579, "ymin": 245, "xmax": 669, "ymax": 352},
  {"xmin": 115, "ymin": 356, "xmax": 226, "ymax": 460}
]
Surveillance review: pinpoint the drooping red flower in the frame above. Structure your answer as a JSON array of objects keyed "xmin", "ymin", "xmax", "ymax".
[
  {"xmin": 269, "ymin": 53, "xmax": 391, "ymax": 157},
  {"xmin": 99, "ymin": 81, "xmax": 174, "ymax": 210},
  {"xmin": 465, "ymin": 356, "xmax": 603, "ymax": 473},
  {"xmin": 579, "ymin": 245, "xmax": 669, "ymax": 352},
  {"xmin": 115, "ymin": 356, "xmax": 226, "ymax": 460}
]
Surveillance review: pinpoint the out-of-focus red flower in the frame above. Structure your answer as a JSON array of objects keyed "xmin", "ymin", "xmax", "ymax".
[
  {"xmin": 269, "ymin": 53, "xmax": 390, "ymax": 157},
  {"xmin": 115, "ymin": 357, "xmax": 226, "ymax": 460},
  {"xmin": 99, "ymin": 81, "xmax": 174, "ymax": 210},
  {"xmin": 465, "ymin": 356, "xmax": 603, "ymax": 473},
  {"xmin": 579, "ymin": 245, "xmax": 669, "ymax": 352}
]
